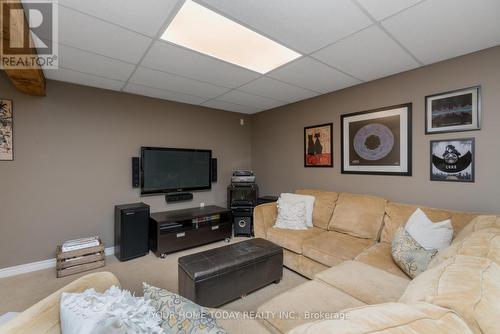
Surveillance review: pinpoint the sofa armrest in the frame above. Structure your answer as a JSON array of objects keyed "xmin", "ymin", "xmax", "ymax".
[
  {"xmin": 0, "ymin": 271, "xmax": 120, "ymax": 334},
  {"xmin": 254, "ymin": 202, "xmax": 278, "ymax": 239}
]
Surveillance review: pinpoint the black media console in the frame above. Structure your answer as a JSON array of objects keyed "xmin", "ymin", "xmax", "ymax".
[{"xmin": 149, "ymin": 205, "xmax": 232, "ymax": 258}]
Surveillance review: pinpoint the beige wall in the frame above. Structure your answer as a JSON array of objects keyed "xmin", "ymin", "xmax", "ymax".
[
  {"xmin": 0, "ymin": 75, "xmax": 252, "ymax": 268},
  {"xmin": 252, "ymin": 46, "xmax": 500, "ymax": 214},
  {"xmin": 2, "ymin": 46, "xmax": 500, "ymax": 269}
]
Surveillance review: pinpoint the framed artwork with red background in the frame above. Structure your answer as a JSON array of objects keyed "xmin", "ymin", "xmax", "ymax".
[{"xmin": 304, "ymin": 123, "xmax": 333, "ymax": 167}]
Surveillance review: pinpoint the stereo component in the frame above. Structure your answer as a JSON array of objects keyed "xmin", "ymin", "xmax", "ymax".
[
  {"xmin": 192, "ymin": 214, "xmax": 220, "ymax": 225},
  {"xmin": 231, "ymin": 170, "xmax": 255, "ymax": 184},
  {"xmin": 165, "ymin": 192, "xmax": 193, "ymax": 203},
  {"xmin": 233, "ymin": 213, "xmax": 252, "ymax": 236},
  {"xmin": 132, "ymin": 157, "xmax": 140, "ymax": 188}
]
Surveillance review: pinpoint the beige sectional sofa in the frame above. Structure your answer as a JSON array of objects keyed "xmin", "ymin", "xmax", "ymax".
[
  {"xmin": 254, "ymin": 189, "xmax": 476, "ymax": 279},
  {"xmin": 251, "ymin": 189, "xmax": 500, "ymax": 333},
  {"xmin": 2, "ymin": 189, "xmax": 499, "ymax": 334}
]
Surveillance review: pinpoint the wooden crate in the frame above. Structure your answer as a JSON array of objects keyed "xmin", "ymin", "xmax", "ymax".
[{"xmin": 56, "ymin": 239, "xmax": 105, "ymax": 278}]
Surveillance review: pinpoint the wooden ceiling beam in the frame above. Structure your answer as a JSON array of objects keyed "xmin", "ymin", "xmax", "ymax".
[{"xmin": 1, "ymin": 0, "xmax": 46, "ymax": 96}]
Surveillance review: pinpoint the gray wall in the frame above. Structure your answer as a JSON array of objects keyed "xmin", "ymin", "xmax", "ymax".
[
  {"xmin": 252, "ymin": 46, "xmax": 500, "ymax": 215},
  {"xmin": 0, "ymin": 76, "xmax": 252, "ymax": 268}
]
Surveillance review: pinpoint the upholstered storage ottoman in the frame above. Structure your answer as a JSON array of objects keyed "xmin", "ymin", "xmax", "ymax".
[{"xmin": 178, "ymin": 238, "xmax": 283, "ymax": 307}]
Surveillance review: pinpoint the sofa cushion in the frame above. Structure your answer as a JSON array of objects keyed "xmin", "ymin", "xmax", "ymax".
[
  {"xmin": 288, "ymin": 302, "xmax": 473, "ymax": 334},
  {"xmin": 354, "ymin": 242, "xmax": 409, "ymax": 279},
  {"xmin": 283, "ymin": 249, "xmax": 328, "ymax": 279},
  {"xmin": 296, "ymin": 189, "xmax": 339, "ymax": 230},
  {"xmin": 315, "ymin": 261, "xmax": 409, "ymax": 304},
  {"xmin": 400, "ymin": 255, "xmax": 500, "ymax": 334},
  {"xmin": 453, "ymin": 215, "xmax": 500, "ymax": 243},
  {"xmin": 381, "ymin": 202, "xmax": 452, "ymax": 243},
  {"xmin": 302, "ymin": 231, "xmax": 373, "ymax": 267},
  {"xmin": 257, "ymin": 280, "xmax": 365, "ymax": 333},
  {"xmin": 449, "ymin": 211, "xmax": 479, "ymax": 237},
  {"xmin": 429, "ymin": 230, "xmax": 500, "ymax": 268},
  {"xmin": 266, "ymin": 227, "xmax": 324, "ymax": 254},
  {"xmin": 328, "ymin": 193, "xmax": 386, "ymax": 240},
  {"xmin": 254, "ymin": 202, "xmax": 278, "ymax": 239}
]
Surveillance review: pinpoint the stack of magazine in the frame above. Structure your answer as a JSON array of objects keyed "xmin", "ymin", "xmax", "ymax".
[{"xmin": 61, "ymin": 236, "xmax": 100, "ymax": 253}]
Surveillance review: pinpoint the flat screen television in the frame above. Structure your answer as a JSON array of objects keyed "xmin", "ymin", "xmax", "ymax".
[{"xmin": 141, "ymin": 147, "xmax": 212, "ymax": 195}]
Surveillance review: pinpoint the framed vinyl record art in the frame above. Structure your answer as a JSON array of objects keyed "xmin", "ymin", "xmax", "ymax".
[
  {"xmin": 425, "ymin": 86, "xmax": 481, "ymax": 134},
  {"xmin": 430, "ymin": 138, "xmax": 475, "ymax": 183},
  {"xmin": 0, "ymin": 99, "xmax": 13, "ymax": 161},
  {"xmin": 341, "ymin": 104, "xmax": 412, "ymax": 176},
  {"xmin": 304, "ymin": 123, "xmax": 333, "ymax": 167}
]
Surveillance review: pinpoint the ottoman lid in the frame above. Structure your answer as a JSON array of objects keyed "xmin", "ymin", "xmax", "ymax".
[{"xmin": 178, "ymin": 238, "xmax": 282, "ymax": 281}]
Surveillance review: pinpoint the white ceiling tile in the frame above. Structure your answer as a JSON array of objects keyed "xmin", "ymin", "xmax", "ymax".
[
  {"xmin": 197, "ymin": 0, "xmax": 372, "ymax": 53},
  {"xmin": 202, "ymin": 100, "xmax": 262, "ymax": 114},
  {"xmin": 54, "ymin": 6, "xmax": 152, "ymax": 63},
  {"xmin": 312, "ymin": 26, "xmax": 420, "ymax": 81},
  {"xmin": 123, "ymin": 83, "xmax": 207, "ymax": 105},
  {"xmin": 239, "ymin": 77, "xmax": 320, "ymax": 103},
  {"xmin": 357, "ymin": 0, "xmax": 422, "ymax": 20},
  {"xmin": 268, "ymin": 57, "xmax": 361, "ymax": 93},
  {"xmin": 58, "ymin": 0, "xmax": 181, "ymax": 36},
  {"xmin": 217, "ymin": 90, "xmax": 285, "ymax": 109},
  {"xmin": 45, "ymin": 68, "xmax": 125, "ymax": 91},
  {"xmin": 129, "ymin": 67, "xmax": 230, "ymax": 99},
  {"xmin": 57, "ymin": 44, "xmax": 136, "ymax": 81},
  {"xmin": 141, "ymin": 41, "xmax": 261, "ymax": 88},
  {"xmin": 382, "ymin": 0, "xmax": 500, "ymax": 64}
]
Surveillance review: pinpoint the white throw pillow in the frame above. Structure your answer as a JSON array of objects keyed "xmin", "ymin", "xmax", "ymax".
[
  {"xmin": 405, "ymin": 208, "xmax": 453, "ymax": 251},
  {"xmin": 60, "ymin": 286, "xmax": 162, "ymax": 334},
  {"xmin": 279, "ymin": 193, "xmax": 315, "ymax": 227},
  {"xmin": 274, "ymin": 196, "xmax": 308, "ymax": 230}
]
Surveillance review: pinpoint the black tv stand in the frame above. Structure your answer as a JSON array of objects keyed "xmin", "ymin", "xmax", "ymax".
[{"xmin": 149, "ymin": 205, "xmax": 232, "ymax": 257}]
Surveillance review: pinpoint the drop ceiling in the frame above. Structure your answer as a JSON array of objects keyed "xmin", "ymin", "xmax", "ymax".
[{"xmin": 35, "ymin": 0, "xmax": 500, "ymax": 114}]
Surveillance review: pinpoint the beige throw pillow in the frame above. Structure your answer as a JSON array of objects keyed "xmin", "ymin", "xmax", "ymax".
[
  {"xmin": 405, "ymin": 208, "xmax": 453, "ymax": 250},
  {"xmin": 274, "ymin": 196, "xmax": 308, "ymax": 230}
]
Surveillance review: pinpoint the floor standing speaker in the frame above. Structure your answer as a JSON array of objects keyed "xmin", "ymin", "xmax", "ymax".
[{"xmin": 115, "ymin": 203, "xmax": 150, "ymax": 261}]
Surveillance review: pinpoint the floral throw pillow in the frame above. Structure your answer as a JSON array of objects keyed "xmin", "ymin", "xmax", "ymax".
[
  {"xmin": 142, "ymin": 283, "xmax": 226, "ymax": 334},
  {"xmin": 391, "ymin": 227, "xmax": 438, "ymax": 279},
  {"xmin": 60, "ymin": 286, "xmax": 162, "ymax": 334}
]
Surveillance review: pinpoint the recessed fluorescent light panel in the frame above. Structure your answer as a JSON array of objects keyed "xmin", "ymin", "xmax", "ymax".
[{"xmin": 161, "ymin": 0, "xmax": 301, "ymax": 74}]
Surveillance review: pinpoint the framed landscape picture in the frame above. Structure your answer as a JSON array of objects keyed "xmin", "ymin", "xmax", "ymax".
[
  {"xmin": 304, "ymin": 123, "xmax": 333, "ymax": 167},
  {"xmin": 341, "ymin": 104, "xmax": 412, "ymax": 176},
  {"xmin": 430, "ymin": 138, "xmax": 475, "ymax": 183},
  {"xmin": 425, "ymin": 86, "xmax": 481, "ymax": 134},
  {"xmin": 0, "ymin": 99, "xmax": 13, "ymax": 161}
]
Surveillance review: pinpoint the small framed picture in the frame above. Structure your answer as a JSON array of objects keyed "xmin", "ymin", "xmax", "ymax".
[
  {"xmin": 304, "ymin": 123, "xmax": 333, "ymax": 167},
  {"xmin": 430, "ymin": 138, "xmax": 475, "ymax": 183},
  {"xmin": 0, "ymin": 99, "xmax": 13, "ymax": 161},
  {"xmin": 341, "ymin": 104, "xmax": 412, "ymax": 176},
  {"xmin": 425, "ymin": 86, "xmax": 481, "ymax": 134}
]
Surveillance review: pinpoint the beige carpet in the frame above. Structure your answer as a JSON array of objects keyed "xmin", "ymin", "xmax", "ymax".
[{"xmin": 0, "ymin": 237, "xmax": 307, "ymax": 314}]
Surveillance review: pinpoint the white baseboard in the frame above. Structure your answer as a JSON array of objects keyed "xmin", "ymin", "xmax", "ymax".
[{"xmin": 0, "ymin": 247, "xmax": 115, "ymax": 279}]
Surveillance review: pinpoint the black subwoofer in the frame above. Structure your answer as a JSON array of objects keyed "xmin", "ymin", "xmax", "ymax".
[
  {"xmin": 114, "ymin": 203, "xmax": 150, "ymax": 261},
  {"xmin": 233, "ymin": 214, "xmax": 252, "ymax": 236}
]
